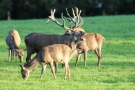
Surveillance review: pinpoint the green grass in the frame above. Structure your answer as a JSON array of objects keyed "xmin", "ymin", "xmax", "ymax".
[{"xmin": 0, "ymin": 15, "xmax": 135, "ymax": 90}]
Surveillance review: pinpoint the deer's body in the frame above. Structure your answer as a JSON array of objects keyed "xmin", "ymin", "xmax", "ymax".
[
  {"xmin": 6, "ymin": 30, "xmax": 26, "ymax": 62},
  {"xmin": 25, "ymin": 31, "xmax": 85, "ymax": 63},
  {"xmin": 20, "ymin": 44, "xmax": 77, "ymax": 80},
  {"xmin": 20, "ymin": 31, "xmax": 84, "ymax": 80},
  {"xmin": 75, "ymin": 33, "xmax": 105, "ymax": 67}
]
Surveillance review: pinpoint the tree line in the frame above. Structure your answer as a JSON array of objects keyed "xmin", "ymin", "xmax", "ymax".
[{"xmin": 0, "ymin": 0, "xmax": 135, "ymax": 20}]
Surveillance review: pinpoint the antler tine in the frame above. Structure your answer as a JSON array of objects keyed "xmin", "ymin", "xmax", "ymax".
[
  {"xmin": 61, "ymin": 13, "xmax": 70, "ymax": 30},
  {"xmin": 66, "ymin": 8, "xmax": 78, "ymax": 29},
  {"xmin": 46, "ymin": 9, "xmax": 70, "ymax": 31},
  {"xmin": 46, "ymin": 9, "xmax": 56, "ymax": 24},
  {"xmin": 65, "ymin": 7, "xmax": 84, "ymax": 29},
  {"xmin": 72, "ymin": 8, "xmax": 76, "ymax": 19},
  {"xmin": 77, "ymin": 9, "xmax": 84, "ymax": 27},
  {"xmin": 74, "ymin": 7, "xmax": 84, "ymax": 28}
]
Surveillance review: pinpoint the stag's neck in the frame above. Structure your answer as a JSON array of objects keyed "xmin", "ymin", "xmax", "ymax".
[
  {"xmin": 24, "ymin": 57, "xmax": 40, "ymax": 71},
  {"xmin": 60, "ymin": 35, "xmax": 71, "ymax": 45}
]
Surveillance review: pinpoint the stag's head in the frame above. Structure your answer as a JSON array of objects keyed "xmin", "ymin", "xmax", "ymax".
[
  {"xmin": 20, "ymin": 65, "xmax": 30, "ymax": 80},
  {"xmin": 65, "ymin": 30, "xmax": 85, "ymax": 44},
  {"xmin": 46, "ymin": 7, "xmax": 86, "ymax": 34}
]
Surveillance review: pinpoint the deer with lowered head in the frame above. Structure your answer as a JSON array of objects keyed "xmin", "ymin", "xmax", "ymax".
[
  {"xmin": 6, "ymin": 30, "xmax": 26, "ymax": 62},
  {"xmin": 75, "ymin": 33, "xmax": 105, "ymax": 67},
  {"xmin": 20, "ymin": 26, "xmax": 85, "ymax": 80},
  {"xmin": 24, "ymin": 8, "xmax": 86, "ymax": 73}
]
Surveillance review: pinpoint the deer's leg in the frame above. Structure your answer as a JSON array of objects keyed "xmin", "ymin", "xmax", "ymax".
[
  {"xmin": 67, "ymin": 65, "xmax": 70, "ymax": 79},
  {"xmin": 94, "ymin": 48, "xmax": 102, "ymax": 66},
  {"xmin": 11, "ymin": 49, "xmax": 14, "ymax": 60},
  {"xmin": 26, "ymin": 48, "xmax": 33, "ymax": 63},
  {"xmin": 54, "ymin": 62, "xmax": 58, "ymax": 73},
  {"xmin": 84, "ymin": 50, "xmax": 87, "ymax": 67},
  {"xmin": 40, "ymin": 64, "xmax": 47, "ymax": 79},
  {"xmin": 50, "ymin": 62, "xmax": 56, "ymax": 79},
  {"xmin": 64, "ymin": 62, "xmax": 70, "ymax": 80},
  {"xmin": 75, "ymin": 53, "xmax": 81, "ymax": 67},
  {"xmin": 8, "ymin": 48, "xmax": 11, "ymax": 61},
  {"xmin": 14, "ymin": 50, "xmax": 18, "ymax": 59}
]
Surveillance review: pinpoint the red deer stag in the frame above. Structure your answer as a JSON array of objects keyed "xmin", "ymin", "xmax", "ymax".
[
  {"xmin": 6, "ymin": 30, "xmax": 26, "ymax": 62},
  {"xmin": 25, "ymin": 8, "xmax": 86, "ymax": 66},
  {"xmin": 75, "ymin": 33, "xmax": 105, "ymax": 67},
  {"xmin": 20, "ymin": 30, "xmax": 85, "ymax": 80}
]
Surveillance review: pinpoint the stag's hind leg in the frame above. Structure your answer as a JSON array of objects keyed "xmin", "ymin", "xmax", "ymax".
[{"xmin": 94, "ymin": 48, "xmax": 102, "ymax": 66}]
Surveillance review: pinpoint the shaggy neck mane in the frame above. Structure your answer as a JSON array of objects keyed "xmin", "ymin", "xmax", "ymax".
[{"xmin": 60, "ymin": 34, "xmax": 73, "ymax": 45}]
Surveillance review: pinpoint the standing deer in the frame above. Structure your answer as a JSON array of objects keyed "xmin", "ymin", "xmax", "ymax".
[
  {"xmin": 25, "ymin": 8, "xmax": 86, "ymax": 65},
  {"xmin": 6, "ymin": 30, "xmax": 26, "ymax": 62},
  {"xmin": 75, "ymin": 33, "xmax": 105, "ymax": 67},
  {"xmin": 20, "ymin": 30, "xmax": 85, "ymax": 80}
]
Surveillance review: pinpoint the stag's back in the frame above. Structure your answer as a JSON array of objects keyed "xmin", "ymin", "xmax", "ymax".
[{"xmin": 6, "ymin": 30, "xmax": 21, "ymax": 48}]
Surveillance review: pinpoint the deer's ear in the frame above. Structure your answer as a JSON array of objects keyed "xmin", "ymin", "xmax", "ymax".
[{"xmin": 19, "ymin": 64, "xmax": 23, "ymax": 68}]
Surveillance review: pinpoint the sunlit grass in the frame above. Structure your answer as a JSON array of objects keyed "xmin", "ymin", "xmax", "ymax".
[{"xmin": 0, "ymin": 15, "xmax": 135, "ymax": 90}]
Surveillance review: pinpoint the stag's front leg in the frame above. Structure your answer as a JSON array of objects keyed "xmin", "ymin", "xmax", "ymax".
[
  {"xmin": 26, "ymin": 50, "xmax": 33, "ymax": 63},
  {"xmin": 40, "ymin": 64, "xmax": 47, "ymax": 79}
]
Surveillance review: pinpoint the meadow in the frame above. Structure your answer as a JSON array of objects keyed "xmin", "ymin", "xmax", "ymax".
[{"xmin": 0, "ymin": 15, "xmax": 135, "ymax": 90}]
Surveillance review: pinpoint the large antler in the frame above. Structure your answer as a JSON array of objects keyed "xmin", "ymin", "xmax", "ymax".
[
  {"xmin": 46, "ymin": 8, "xmax": 84, "ymax": 31},
  {"xmin": 65, "ymin": 7, "xmax": 84, "ymax": 29},
  {"xmin": 46, "ymin": 9, "xmax": 70, "ymax": 31}
]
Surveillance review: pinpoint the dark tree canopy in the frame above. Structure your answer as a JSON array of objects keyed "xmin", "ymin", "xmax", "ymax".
[{"xmin": 0, "ymin": 0, "xmax": 135, "ymax": 20}]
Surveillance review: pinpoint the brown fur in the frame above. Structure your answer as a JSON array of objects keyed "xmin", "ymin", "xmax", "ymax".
[
  {"xmin": 24, "ymin": 31, "xmax": 86, "ymax": 63},
  {"xmin": 20, "ymin": 32, "xmax": 84, "ymax": 80},
  {"xmin": 75, "ymin": 33, "xmax": 105, "ymax": 66},
  {"xmin": 6, "ymin": 30, "xmax": 26, "ymax": 62}
]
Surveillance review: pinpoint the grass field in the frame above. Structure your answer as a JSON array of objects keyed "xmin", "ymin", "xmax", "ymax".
[{"xmin": 0, "ymin": 15, "xmax": 135, "ymax": 90}]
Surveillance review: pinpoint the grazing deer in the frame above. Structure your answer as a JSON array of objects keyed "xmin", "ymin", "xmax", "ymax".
[
  {"xmin": 20, "ymin": 30, "xmax": 85, "ymax": 80},
  {"xmin": 75, "ymin": 33, "xmax": 105, "ymax": 67},
  {"xmin": 6, "ymin": 30, "xmax": 26, "ymax": 62},
  {"xmin": 25, "ymin": 7, "xmax": 86, "ymax": 65}
]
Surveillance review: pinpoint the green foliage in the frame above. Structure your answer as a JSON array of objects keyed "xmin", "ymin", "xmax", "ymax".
[{"xmin": 0, "ymin": 15, "xmax": 135, "ymax": 90}]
